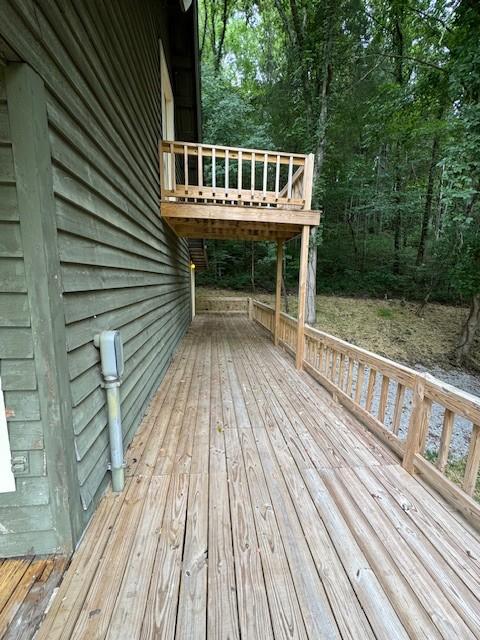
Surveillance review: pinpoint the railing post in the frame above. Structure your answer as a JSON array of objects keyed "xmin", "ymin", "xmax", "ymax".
[
  {"xmin": 248, "ymin": 297, "xmax": 253, "ymax": 321},
  {"xmin": 402, "ymin": 374, "xmax": 427, "ymax": 473},
  {"xmin": 296, "ymin": 225, "xmax": 310, "ymax": 369},
  {"xmin": 274, "ymin": 241, "xmax": 283, "ymax": 346},
  {"xmin": 303, "ymin": 153, "xmax": 315, "ymax": 210},
  {"xmin": 464, "ymin": 423, "xmax": 480, "ymax": 496}
]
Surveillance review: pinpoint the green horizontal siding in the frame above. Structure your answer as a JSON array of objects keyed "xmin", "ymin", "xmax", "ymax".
[{"xmin": 0, "ymin": 0, "xmax": 193, "ymax": 551}]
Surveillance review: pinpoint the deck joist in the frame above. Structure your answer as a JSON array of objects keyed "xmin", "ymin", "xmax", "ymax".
[
  {"xmin": 34, "ymin": 315, "xmax": 480, "ymax": 639},
  {"xmin": 161, "ymin": 202, "xmax": 320, "ymax": 241}
]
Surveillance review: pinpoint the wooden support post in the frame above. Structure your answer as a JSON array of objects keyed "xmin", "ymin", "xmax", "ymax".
[
  {"xmin": 274, "ymin": 241, "xmax": 283, "ymax": 346},
  {"xmin": 402, "ymin": 375, "xmax": 427, "ymax": 473},
  {"xmin": 190, "ymin": 263, "xmax": 195, "ymax": 319},
  {"xmin": 248, "ymin": 297, "xmax": 253, "ymax": 321},
  {"xmin": 303, "ymin": 153, "xmax": 315, "ymax": 210},
  {"xmin": 296, "ymin": 225, "xmax": 309, "ymax": 369}
]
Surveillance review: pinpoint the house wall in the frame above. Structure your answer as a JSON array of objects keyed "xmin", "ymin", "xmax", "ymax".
[
  {"xmin": 0, "ymin": 65, "xmax": 58, "ymax": 555},
  {"xmin": 0, "ymin": 0, "xmax": 196, "ymax": 556}
]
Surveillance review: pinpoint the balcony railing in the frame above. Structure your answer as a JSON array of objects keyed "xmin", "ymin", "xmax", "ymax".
[{"xmin": 160, "ymin": 141, "xmax": 314, "ymax": 210}]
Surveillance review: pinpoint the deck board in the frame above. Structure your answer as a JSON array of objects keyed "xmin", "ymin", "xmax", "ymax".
[
  {"xmin": 35, "ymin": 314, "xmax": 480, "ymax": 639},
  {"xmin": 0, "ymin": 556, "xmax": 66, "ymax": 640}
]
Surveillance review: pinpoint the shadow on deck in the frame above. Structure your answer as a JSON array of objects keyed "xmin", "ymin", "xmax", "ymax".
[{"xmin": 35, "ymin": 314, "xmax": 480, "ymax": 639}]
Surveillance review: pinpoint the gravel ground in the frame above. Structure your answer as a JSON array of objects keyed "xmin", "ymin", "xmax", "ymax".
[{"xmin": 366, "ymin": 363, "xmax": 480, "ymax": 461}]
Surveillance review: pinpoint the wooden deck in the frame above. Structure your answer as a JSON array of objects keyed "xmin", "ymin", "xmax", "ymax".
[
  {"xmin": 0, "ymin": 556, "xmax": 66, "ymax": 640},
  {"xmin": 36, "ymin": 314, "xmax": 480, "ymax": 639}
]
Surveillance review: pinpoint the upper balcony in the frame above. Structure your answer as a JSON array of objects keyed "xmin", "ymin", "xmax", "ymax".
[{"xmin": 159, "ymin": 141, "xmax": 320, "ymax": 241}]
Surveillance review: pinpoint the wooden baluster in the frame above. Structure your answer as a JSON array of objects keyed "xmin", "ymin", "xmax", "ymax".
[
  {"xmin": 198, "ymin": 145, "xmax": 203, "ymax": 188},
  {"xmin": 419, "ymin": 397, "xmax": 433, "ymax": 454},
  {"xmin": 392, "ymin": 383, "xmax": 405, "ymax": 435},
  {"xmin": 378, "ymin": 375, "xmax": 390, "ymax": 423},
  {"xmin": 366, "ymin": 369, "xmax": 377, "ymax": 412},
  {"xmin": 263, "ymin": 153, "xmax": 268, "ymax": 199},
  {"xmin": 331, "ymin": 350, "xmax": 338, "ymax": 382},
  {"xmin": 169, "ymin": 142, "xmax": 176, "ymax": 192},
  {"xmin": 275, "ymin": 155, "xmax": 280, "ymax": 199},
  {"xmin": 287, "ymin": 156, "xmax": 293, "ymax": 199},
  {"xmin": 355, "ymin": 364, "xmax": 365, "ymax": 404},
  {"xmin": 403, "ymin": 375, "xmax": 427, "ymax": 473},
  {"xmin": 225, "ymin": 148, "xmax": 229, "ymax": 192},
  {"xmin": 251, "ymin": 152, "xmax": 255, "ymax": 198},
  {"xmin": 346, "ymin": 359, "xmax": 354, "ymax": 397},
  {"xmin": 324, "ymin": 348, "xmax": 331, "ymax": 377},
  {"xmin": 337, "ymin": 353, "xmax": 344, "ymax": 389},
  {"xmin": 212, "ymin": 146, "xmax": 216, "ymax": 191},
  {"xmin": 463, "ymin": 423, "xmax": 480, "ymax": 496},
  {"xmin": 317, "ymin": 343, "xmax": 324, "ymax": 371},
  {"xmin": 437, "ymin": 409, "xmax": 454, "ymax": 472},
  {"xmin": 238, "ymin": 150, "xmax": 242, "ymax": 194},
  {"xmin": 184, "ymin": 145, "xmax": 188, "ymax": 194}
]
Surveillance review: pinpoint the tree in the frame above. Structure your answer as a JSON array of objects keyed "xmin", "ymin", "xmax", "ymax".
[{"xmin": 196, "ymin": 0, "xmax": 480, "ymax": 370}]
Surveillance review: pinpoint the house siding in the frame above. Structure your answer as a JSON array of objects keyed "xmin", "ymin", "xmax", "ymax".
[
  {"xmin": 0, "ymin": 0, "xmax": 194, "ymax": 555},
  {"xmin": 0, "ymin": 65, "xmax": 56, "ymax": 555}
]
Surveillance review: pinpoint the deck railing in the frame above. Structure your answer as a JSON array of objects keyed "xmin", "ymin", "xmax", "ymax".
[
  {"xmin": 160, "ymin": 140, "xmax": 314, "ymax": 210},
  {"xmin": 250, "ymin": 299, "xmax": 480, "ymax": 528}
]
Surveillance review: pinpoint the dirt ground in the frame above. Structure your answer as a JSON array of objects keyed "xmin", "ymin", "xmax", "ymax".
[{"xmin": 197, "ymin": 287, "xmax": 480, "ymax": 371}]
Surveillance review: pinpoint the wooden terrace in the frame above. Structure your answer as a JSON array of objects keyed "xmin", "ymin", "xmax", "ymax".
[
  {"xmin": 33, "ymin": 312, "xmax": 480, "ymax": 639},
  {"xmin": 159, "ymin": 141, "xmax": 319, "ymax": 242}
]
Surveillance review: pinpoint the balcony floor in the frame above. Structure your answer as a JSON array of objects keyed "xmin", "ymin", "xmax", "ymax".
[{"xmin": 37, "ymin": 315, "xmax": 480, "ymax": 639}]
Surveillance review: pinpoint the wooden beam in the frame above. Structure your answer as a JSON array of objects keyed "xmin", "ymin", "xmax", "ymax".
[
  {"xmin": 296, "ymin": 226, "xmax": 309, "ymax": 369},
  {"xmin": 170, "ymin": 228, "xmax": 296, "ymax": 242},
  {"xmin": 274, "ymin": 241, "xmax": 283, "ymax": 346},
  {"xmin": 161, "ymin": 202, "xmax": 320, "ymax": 227}
]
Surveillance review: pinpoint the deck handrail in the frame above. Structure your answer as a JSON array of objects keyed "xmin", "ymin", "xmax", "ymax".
[
  {"xmin": 159, "ymin": 140, "xmax": 314, "ymax": 211},
  {"xmin": 250, "ymin": 298, "xmax": 480, "ymax": 529}
]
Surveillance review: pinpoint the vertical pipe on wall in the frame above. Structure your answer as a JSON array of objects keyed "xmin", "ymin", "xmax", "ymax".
[
  {"xmin": 191, "ymin": 262, "xmax": 196, "ymax": 319},
  {"xmin": 105, "ymin": 383, "xmax": 124, "ymax": 492}
]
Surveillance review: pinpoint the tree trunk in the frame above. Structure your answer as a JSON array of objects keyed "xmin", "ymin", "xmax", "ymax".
[
  {"xmin": 282, "ymin": 276, "xmax": 289, "ymax": 314},
  {"xmin": 306, "ymin": 227, "xmax": 317, "ymax": 325},
  {"xmin": 214, "ymin": 0, "xmax": 229, "ymax": 73},
  {"xmin": 455, "ymin": 293, "xmax": 480, "ymax": 365},
  {"xmin": 306, "ymin": 8, "xmax": 334, "ymax": 325},
  {"xmin": 416, "ymin": 133, "xmax": 440, "ymax": 265},
  {"xmin": 393, "ymin": 208, "xmax": 401, "ymax": 275},
  {"xmin": 391, "ymin": 8, "xmax": 404, "ymax": 277}
]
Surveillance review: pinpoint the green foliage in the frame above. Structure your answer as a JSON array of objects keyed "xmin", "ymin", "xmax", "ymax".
[
  {"xmin": 198, "ymin": 0, "xmax": 480, "ymax": 309},
  {"xmin": 377, "ymin": 307, "xmax": 394, "ymax": 319}
]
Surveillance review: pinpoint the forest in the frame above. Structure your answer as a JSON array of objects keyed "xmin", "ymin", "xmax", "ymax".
[{"xmin": 196, "ymin": 0, "xmax": 480, "ymax": 366}]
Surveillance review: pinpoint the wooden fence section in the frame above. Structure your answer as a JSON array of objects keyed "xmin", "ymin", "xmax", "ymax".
[
  {"xmin": 160, "ymin": 140, "xmax": 314, "ymax": 210},
  {"xmin": 251, "ymin": 299, "xmax": 480, "ymax": 529},
  {"xmin": 196, "ymin": 296, "xmax": 248, "ymax": 314}
]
